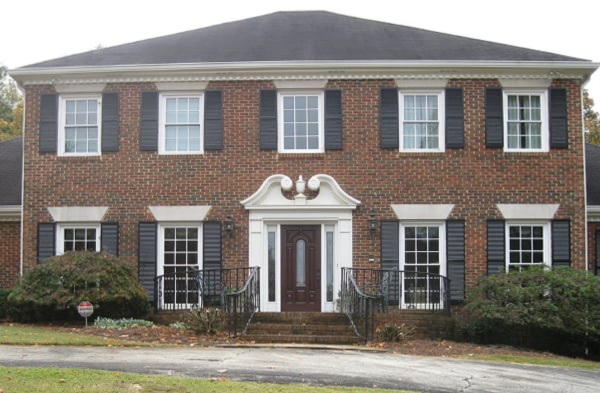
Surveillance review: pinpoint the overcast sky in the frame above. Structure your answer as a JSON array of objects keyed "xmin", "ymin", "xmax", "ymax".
[{"xmin": 2, "ymin": 0, "xmax": 599, "ymax": 100}]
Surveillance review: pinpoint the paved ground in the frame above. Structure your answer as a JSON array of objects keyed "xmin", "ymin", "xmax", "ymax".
[{"xmin": 1, "ymin": 344, "xmax": 599, "ymax": 393}]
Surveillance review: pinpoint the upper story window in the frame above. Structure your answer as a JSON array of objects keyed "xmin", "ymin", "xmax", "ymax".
[
  {"xmin": 503, "ymin": 90, "xmax": 549, "ymax": 152},
  {"xmin": 399, "ymin": 91, "xmax": 445, "ymax": 152},
  {"xmin": 159, "ymin": 93, "xmax": 204, "ymax": 154},
  {"xmin": 506, "ymin": 222, "xmax": 550, "ymax": 271},
  {"xmin": 278, "ymin": 91, "xmax": 324, "ymax": 153},
  {"xmin": 58, "ymin": 95, "xmax": 101, "ymax": 156},
  {"xmin": 57, "ymin": 224, "xmax": 101, "ymax": 255}
]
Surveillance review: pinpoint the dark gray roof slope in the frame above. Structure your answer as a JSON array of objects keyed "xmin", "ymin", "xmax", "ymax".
[
  {"xmin": 587, "ymin": 143, "xmax": 600, "ymax": 205},
  {"xmin": 0, "ymin": 136, "xmax": 22, "ymax": 205},
  {"xmin": 25, "ymin": 11, "xmax": 585, "ymax": 68}
]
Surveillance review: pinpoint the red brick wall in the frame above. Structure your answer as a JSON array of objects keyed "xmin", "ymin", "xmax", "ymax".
[
  {"xmin": 0, "ymin": 221, "xmax": 20, "ymax": 288},
  {"xmin": 21, "ymin": 78, "xmax": 587, "ymax": 291}
]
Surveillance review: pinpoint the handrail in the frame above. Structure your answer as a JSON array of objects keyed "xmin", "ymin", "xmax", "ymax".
[
  {"xmin": 225, "ymin": 266, "xmax": 260, "ymax": 337},
  {"xmin": 341, "ymin": 267, "xmax": 451, "ymax": 342},
  {"xmin": 341, "ymin": 267, "xmax": 379, "ymax": 342}
]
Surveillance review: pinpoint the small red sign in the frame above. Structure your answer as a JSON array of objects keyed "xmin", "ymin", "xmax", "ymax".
[{"xmin": 77, "ymin": 301, "xmax": 94, "ymax": 318}]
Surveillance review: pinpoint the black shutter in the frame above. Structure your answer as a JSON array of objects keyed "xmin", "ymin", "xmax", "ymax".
[
  {"xmin": 140, "ymin": 92, "xmax": 159, "ymax": 151},
  {"xmin": 324, "ymin": 90, "xmax": 343, "ymax": 150},
  {"xmin": 204, "ymin": 90, "xmax": 223, "ymax": 150},
  {"xmin": 381, "ymin": 221, "xmax": 399, "ymax": 270},
  {"xmin": 101, "ymin": 92, "xmax": 120, "ymax": 152},
  {"xmin": 550, "ymin": 88, "xmax": 568, "ymax": 148},
  {"xmin": 380, "ymin": 88, "xmax": 399, "ymax": 148},
  {"xmin": 487, "ymin": 220, "xmax": 505, "ymax": 274},
  {"xmin": 203, "ymin": 221, "xmax": 222, "ymax": 270},
  {"xmin": 39, "ymin": 93, "xmax": 58, "ymax": 153},
  {"xmin": 138, "ymin": 222, "xmax": 157, "ymax": 299},
  {"xmin": 38, "ymin": 223, "xmax": 56, "ymax": 262},
  {"xmin": 596, "ymin": 229, "xmax": 600, "ymax": 276},
  {"xmin": 259, "ymin": 90, "xmax": 277, "ymax": 150},
  {"xmin": 446, "ymin": 220, "xmax": 465, "ymax": 302},
  {"xmin": 485, "ymin": 88, "xmax": 504, "ymax": 148},
  {"xmin": 380, "ymin": 220, "xmax": 400, "ymax": 305},
  {"xmin": 445, "ymin": 88, "xmax": 465, "ymax": 148},
  {"xmin": 101, "ymin": 222, "xmax": 119, "ymax": 256},
  {"xmin": 552, "ymin": 220, "xmax": 570, "ymax": 267}
]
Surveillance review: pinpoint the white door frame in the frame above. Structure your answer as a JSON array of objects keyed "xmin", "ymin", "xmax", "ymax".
[{"xmin": 242, "ymin": 174, "xmax": 360, "ymax": 312}]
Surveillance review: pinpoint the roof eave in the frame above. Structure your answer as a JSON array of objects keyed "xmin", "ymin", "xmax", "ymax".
[{"xmin": 10, "ymin": 60, "xmax": 599, "ymax": 85}]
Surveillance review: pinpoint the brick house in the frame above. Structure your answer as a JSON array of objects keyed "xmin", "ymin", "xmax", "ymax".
[{"xmin": 7, "ymin": 11, "xmax": 599, "ymax": 313}]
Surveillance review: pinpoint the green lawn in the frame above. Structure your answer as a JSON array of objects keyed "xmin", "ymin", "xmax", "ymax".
[
  {"xmin": 0, "ymin": 324, "xmax": 149, "ymax": 347},
  {"xmin": 0, "ymin": 367, "xmax": 412, "ymax": 393}
]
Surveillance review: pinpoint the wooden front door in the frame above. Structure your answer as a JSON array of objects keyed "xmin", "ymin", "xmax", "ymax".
[{"xmin": 281, "ymin": 225, "xmax": 321, "ymax": 311}]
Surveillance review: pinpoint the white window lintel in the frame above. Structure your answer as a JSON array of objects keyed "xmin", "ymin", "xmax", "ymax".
[
  {"xmin": 274, "ymin": 80, "xmax": 328, "ymax": 89},
  {"xmin": 395, "ymin": 79, "xmax": 448, "ymax": 89},
  {"xmin": 499, "ymin": 79, "xmax": 552, "ymax": 89},
  {"xmin": 48, "ymin": 206, "xmax": 108, "ymax": 222},
  {"xmin": 497, "ymin": 204, "xmax": 559, "ymax": 219},
  {"xmin": 149, "ymin": 206, "xmax": 211, "ymax": 221},
  {"xmin": 391, "ymin": 204, "xmax": 454, "ymax": 220}
]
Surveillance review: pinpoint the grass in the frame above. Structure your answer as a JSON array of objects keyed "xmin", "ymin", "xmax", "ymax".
[
  {"xmin": 0, "ymin": 324, "xmax": 150, "ymax": 347},
  {"xmin": 467, "ymin": 354, "xmax": 600, "ymax": 370},
  {"xmin": 0, "ymin": 367, "xmax": 412, "ymax": 393}
]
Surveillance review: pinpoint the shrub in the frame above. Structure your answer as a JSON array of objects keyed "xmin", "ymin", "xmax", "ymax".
[
  {"xmin": 377, "ymin": 322, "xmax": 415, "ymax": 342},
  {"xmin": 0, "ymin": 288, "xmax": 12, "ymax": 319},
  {"xmin": 464, "ymin": 267, "xmax": 600, "ymax": 358},
  {"xmin": 8, "ymin": 251, "xmax": 150, "ymax": 322},
  {"xmin": 94, "ymin": 317, "xmax": 154, "ymax": 329},
  {"xmin": 169, "ymin": 321, "xmax": 187, "ymax": 330},
  {"xmin": 185, "ymin": 306, "xmax": 224, "ymax": 334}
]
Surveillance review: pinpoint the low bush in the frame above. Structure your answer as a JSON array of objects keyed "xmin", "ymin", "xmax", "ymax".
[
  {"xmin": 185, "ymin": 306, "xmax": 224, "ymax": 334},
  {"xmin": 7, "ymin": 251, "xmax": 150, "ymax": 322},
  {"xmin": 94, "ymin": 317, "xmax": 154, "ymax": 329},
  {"xmin": 169, "ymin": 321, "xmax": 187, "ymax": 330},
  {"xmin": 464, "ymin": 267, "xmax": 600, "ymax": 358},
  {"xmin": 0, "ymin": 288, "xmax": 12, "ymax": 319},
  {"xmin": 377, "ymin": 322, "xmax": 416, "ymax": 342}
]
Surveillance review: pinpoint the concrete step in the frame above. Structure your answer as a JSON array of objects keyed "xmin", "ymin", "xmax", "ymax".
[{"xmin": 243, "ymin": 333, "xmax": 361, "ymax": 345}]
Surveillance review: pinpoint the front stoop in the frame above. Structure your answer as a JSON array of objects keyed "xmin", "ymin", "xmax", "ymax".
[{"xmin": 243, "ymin": 312, "xmax": 361, "ymax": 345}]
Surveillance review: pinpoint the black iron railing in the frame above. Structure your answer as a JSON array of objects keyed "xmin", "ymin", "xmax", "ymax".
[
  {"xmin": 341, "ymin": 267, "xmax": 379, "ymax": 341},
  {"xmin": 341, "ymin": 268, "xmax": 451, "ymax": 341},
  {"xmin": 155, "ymin": 267, "xmax": 260, "ymax": 336},
  {"xmin": 224, "ymin": 266, "xmax": 260, "ymax": 337}
]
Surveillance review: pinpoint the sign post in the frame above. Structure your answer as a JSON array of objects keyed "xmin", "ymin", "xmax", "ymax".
[{"xmin": 77, "ymin": 301, "xmax": 94, "ymax": 327}]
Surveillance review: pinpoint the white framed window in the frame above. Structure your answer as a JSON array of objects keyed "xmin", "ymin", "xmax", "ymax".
[
  {"xmin": 400, "ymin": 222, "xmax": 446, "ymax": 307},
  {"xmin": 503, "ymin": 90, "xmax": 549, "ymax": 152},
  {"xmin": 157, "ymin": 223, "xmax": 203, "ymax": 307},
  {"xmin": 399, "ymin": 91, "xmax": 445, "ymax": 152},
  {"xmin": 278, "ymin": 91, "xmax": 324, "ymax": 153},
  {"xmin": 58, "ymin": 95, "xmax": 101, "ymax": 156},
  {"xmin": 56, "ymin": 223, "xmax": 101, "ymax": 255},
  {"xmin": 506, "ymin": 222, "xmax": 551, "ymax": 271},
  {"xmin": 159, "ymin": 93, "xmax": 204, "ymax": 154}
]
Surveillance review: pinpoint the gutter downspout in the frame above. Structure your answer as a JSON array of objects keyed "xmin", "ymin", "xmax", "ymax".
[
  {"xmin": 19, "ymin": 87, "xmax": 25, "ymax": 278},
  {"xmin": 582, "ymin": 84, "xmax": 589, "ymax": 274}
]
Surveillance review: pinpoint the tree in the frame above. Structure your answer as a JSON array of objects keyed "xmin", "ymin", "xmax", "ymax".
[
  {"xmin": 584, "ymin": 89, "xmax": 600, "ymax": 145},
  {"xmin": 0, "ymin": 65, "xmax": 23, "ymax": 141}
]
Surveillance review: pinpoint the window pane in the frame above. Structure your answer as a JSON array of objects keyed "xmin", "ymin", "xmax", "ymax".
[
  {"xmin": 296, "ymin": 239, "xmax": 305, "ymax": 286},
  {"xmin": 295, "ymin": 96, "xmax": 307, "ymax": 109},
  {"xmin": 283, "ymin": 96, "xmax": 294, "ymax": 109},
  {"xmin": 268, "ymin": 231, "xmax": 276, "ymax": 302}
]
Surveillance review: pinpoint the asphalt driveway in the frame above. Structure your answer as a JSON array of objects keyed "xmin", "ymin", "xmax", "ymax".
[{"xmin": 1, "ymin": 345, "xmax": 598, "ymax": 393}]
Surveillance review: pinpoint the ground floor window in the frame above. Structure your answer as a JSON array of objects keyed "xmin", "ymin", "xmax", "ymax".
[
  {"xmin": 506, "ymin": 222, "xmax": 550, "ymax": 271},
  {"xmin": 158, "ymin": 224, "xmax": 202, "ymax": 306},
  {"xmin": 57, "ymin": 224, "xmax": 100, "ymax": 255},
  {"xmin": 400, "ymin": 223, "xmax": 446, "ymax": 307}
]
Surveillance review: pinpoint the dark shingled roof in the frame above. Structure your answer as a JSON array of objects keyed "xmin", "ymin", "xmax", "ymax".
[
  {"xmin": 0, "ymin": 136, "xmax": 22, "ymax": 206},
  {"xmin": 587, "ymin": 143, "xmax": 600, "ymax": 205},
  {"xmin": 24, "ymin": 11, "xmax": 585, "ymax": 68}
]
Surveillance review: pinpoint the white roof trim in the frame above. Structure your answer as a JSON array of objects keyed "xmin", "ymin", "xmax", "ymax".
[
  {"xmin": 11, "ymin": 60, "xmax": 597, "ymax": 86},
  {"xmin": 48, "ymin": 206, "xmax": 108, "ymax": 222},
  {"xmin": 242, "ymin": 174, "xmax": 360, "ymax": 210},
  {"xmin": 391, "ymin": 204, "xmax": 454, "ymax": 220},
  {"xmin": 0, "ymin": 205, "xmax": 22, "ymax": 221},
  {"xmin": 148, "ymin": 206, "xmax": 211, "ymax": 222},
  {"xmin": 497, "ymin": 204, "xmax": 559, "ymax": 219},
  {"xmin": 587, "ymin": 205, "xmax": 600, "ymax": 221}
]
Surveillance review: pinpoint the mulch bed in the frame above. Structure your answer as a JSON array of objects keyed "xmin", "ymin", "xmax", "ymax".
[{"xmin": 35, "ymin": 323, "xmax": 563, "ymax": 359}]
